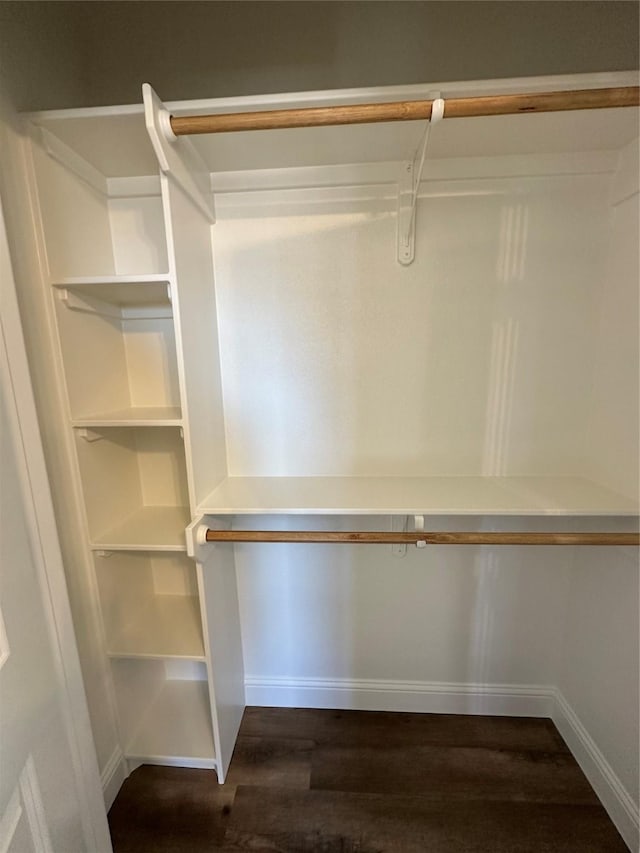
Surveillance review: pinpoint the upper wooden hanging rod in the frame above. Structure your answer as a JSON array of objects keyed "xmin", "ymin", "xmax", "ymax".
[
  {"xmin": 204, "ymin": 530, "xmax": 639, "ymax": 546},
  {"xmin": 170, "ymin": 86, "xmax": 639, "ymax": 136}
]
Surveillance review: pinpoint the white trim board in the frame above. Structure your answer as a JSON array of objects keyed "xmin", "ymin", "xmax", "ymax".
[
  {"xmin": 244, "ymin": 676, "xmax": 555, "ymax": 717},
  {"xmin": 100, "ymin": 748, "xmax": 127, "ymax": 813},
  {"xmin": 245, "ymin": 676, "xmax": 638, "ymax": 851}
]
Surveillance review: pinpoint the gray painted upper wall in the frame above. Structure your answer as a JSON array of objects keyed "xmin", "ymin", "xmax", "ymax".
[{"xmin": 1, "ymin": 1, "xmax": 638, "ymax": 111}]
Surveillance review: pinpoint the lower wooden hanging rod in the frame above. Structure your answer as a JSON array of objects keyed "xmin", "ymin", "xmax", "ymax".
[
  {"xmin": 171, "ymin": 86, "xmax": 639, "ymax": 136},
  {"xmin": 204, "ymin": 530, "xmax": 639, "ymax": 546}
]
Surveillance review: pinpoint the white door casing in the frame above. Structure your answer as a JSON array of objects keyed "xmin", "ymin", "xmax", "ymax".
[{"xmin": 0, "ymin": 194, "xmax": 112, "ymax": 852}]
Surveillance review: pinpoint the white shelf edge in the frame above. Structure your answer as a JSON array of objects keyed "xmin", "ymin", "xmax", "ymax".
[
  {"xmin": 104, "ymin": 594, "xmax": 205, "ymax": 661},
  {"xmin": 107, "ymin": 651, "xmax": 206, "ymax": 662},
  {"xmin": 90, "ymin": 544, "xmax": 188, "ymax": 553},
  {"xmin": 122, "ymin": 754, "xmax": 217, "ymax": 770},
  {"xmin": 72, "ymin": 409, "xmax": 183, "ymax": 428},
  {"xmin": 27, "ymin": 71, "xmax": 639, "ymax": 122},
  {"xmin": 50, "ymin": 273, "xmax": 171, "ymax": 286},
  {"xmin": 90, "ymin": 505, "xmax": 190, "ymax": 551},
  {"xmin": 196, "ymin": 476, "xmax": 640, "ymax": 518}
]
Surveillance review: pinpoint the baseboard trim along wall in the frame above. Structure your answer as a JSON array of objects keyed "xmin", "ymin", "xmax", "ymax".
[
  {"xmin": 245, "ymin": 676, "xmax": 556, "ymax": 717},
  {"xmin": 100, "ymin": 747, "xmax": 127, "ymax": 812},
  {"xmin": 245, "ymin": 676, "xmax": 638, "ymax": 852},
  {"xmin": 552, "ymin": 689, "xmax": 639, "ymax": 852}
]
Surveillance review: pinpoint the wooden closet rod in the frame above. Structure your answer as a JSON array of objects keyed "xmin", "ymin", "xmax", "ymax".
[
  {"xmin": 204, "ymin": 530, "xmax": 639, "ymax": 546},
  {"xmin": 171, "ymin": 86, "xmax": 639, "ymax": 136}
]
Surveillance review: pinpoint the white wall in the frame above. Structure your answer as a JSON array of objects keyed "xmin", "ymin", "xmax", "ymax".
[
  {"xmin": 560, "ymin": 544, "xmax": 639, "ymax": 803},
  {"xmin": 556, "ymin": 146, "xmax": 640, "ymax": 842},
  {"xmin": 236, "ymin": 515, "xmax": 572, "ymax": 692},
  {"xmin": 212, "ymin": 171, "xmax": 606, "ymax": 694},
  {"xmin": 213, "ymin": 176, "xmax": 608, "ymax": 479}
]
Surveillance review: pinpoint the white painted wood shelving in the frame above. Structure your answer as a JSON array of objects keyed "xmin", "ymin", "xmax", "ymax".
[{"xmin": 23, "ymin": 70, "xmax": 639, "ymax": 790}]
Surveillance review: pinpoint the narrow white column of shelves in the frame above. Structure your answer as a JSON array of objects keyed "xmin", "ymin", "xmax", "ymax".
[
  {"xmin": 111, "ymin": 659, "xmax": 215, "ymax": 768},
  {"xmin": 97, "ymin": 552, "xmax": 205, "ymax": 660},
  {"xmin": 52, "ymin": 274, "xmax": 182, "ymax": 426}
]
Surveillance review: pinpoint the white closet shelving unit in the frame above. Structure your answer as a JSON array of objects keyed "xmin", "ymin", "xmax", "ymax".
[{"xmin": 23, "ymin": 71, "xmax": 639, "ymax": 788}]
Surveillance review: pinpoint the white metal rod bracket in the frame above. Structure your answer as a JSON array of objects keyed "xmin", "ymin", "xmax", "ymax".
[
  {"xmin": 414, "ymin": 514, "xmax": 427, "ymax": 548},
  {"xmin": 397, "ymin": 97, "xmax": 444, "ymax": 266},
  {"xmin": 391, "ymin": 516, "xmax": 408, "ymax": 558}
]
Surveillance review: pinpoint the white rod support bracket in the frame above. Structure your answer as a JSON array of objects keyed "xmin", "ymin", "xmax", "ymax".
[
  {"xmin": 391, "ymin": 516, "xmax": 408, "ymax": 558},
  {"xmin": 185, "ymin": 514, "xmax": 231, "ymax": 561},
  {"xmin": 158, "ymin": 108, "xmax": 177, "ymax": 143},
  {"xmin": 142, "ymin": 83, "xmax": 215, "ymax": 223},
  {"xmin": 414, "ymin": 514, "xmax": 427, "ymax": 548},
  {"xmin": 397, "ymin": 96, "xmax": 444, "ymax": 266}
]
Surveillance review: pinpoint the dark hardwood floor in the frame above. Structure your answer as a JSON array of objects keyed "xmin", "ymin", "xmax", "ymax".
[{"xmin": 108, "ymin": 708, "xmax": 627, "ymax": 852}]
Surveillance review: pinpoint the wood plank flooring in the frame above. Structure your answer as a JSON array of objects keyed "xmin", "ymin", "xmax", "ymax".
[{"xmin": 108, "ymin": 708, "xmax": 627, "ymax": 852}]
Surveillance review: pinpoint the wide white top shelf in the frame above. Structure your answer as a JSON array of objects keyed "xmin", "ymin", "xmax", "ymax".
[
  {"xmin": 198, "ymin": 476, "xmax": 639, "ymax": 517},
  {"xmin": 29, "ymin": 72, "xmax": 639, "ymax": 178}
]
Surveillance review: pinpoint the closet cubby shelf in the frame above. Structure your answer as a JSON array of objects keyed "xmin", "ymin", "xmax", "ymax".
[
  {"xmin": 105, "ymin": 594, "xmax": 204, "ymax": 661},
  {"xmin": 52, "ymin": 275, "xmax": 172, "ymax": 319},
  {"xmin": 51, "ymin": 273, "xmax": 170, "ymax": 293},
  {"xmin": 72, "ymin": 407, "xmax": 182, "ymax": 427},
  {"xmin": 197, "ymin": 476, "xmax": 639, "ymax": 517},
  {"xmin": 90, "ymin": 506, "xmax": 190, "ymax": 551},
  {"xmin": 124, "ymin": 680, "xmax": 215, "ymax": 766}
]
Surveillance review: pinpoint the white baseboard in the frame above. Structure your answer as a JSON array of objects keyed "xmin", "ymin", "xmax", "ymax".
[
  {"xmin": 245, "ymin": 676, "xmax": 555, "ymax": 717},
  {"xmin": 552, "ymin": 689, "xmax": 638, "ymax": 852},
  {"xmin": 100, "ymin": 747, "xmax": 127, "ymax": 812}
]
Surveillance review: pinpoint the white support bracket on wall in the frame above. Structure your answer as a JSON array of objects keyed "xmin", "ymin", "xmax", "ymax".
[
  {"xmin": 142, "ymin": 83, "xmax": 216, "ymax": 223},
  {"xmin": 76, "ymin": 428, "xmax": 103, "ymax": 443},
  {"xmin": 391, "ymin": 515, "xmax": 408, "ymax": 558},
  {"xmin": 397, "ymin": 97, "xmax": 444, "ymax": 265}
]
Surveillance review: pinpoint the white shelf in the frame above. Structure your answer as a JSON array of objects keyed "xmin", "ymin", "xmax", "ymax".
[
  {"xmin": 105, "ymin": 595, "xmax": 204, "ymax": 661},
  {"xmin": 124, "ymin": 680, "xmax": 215, "ymax": 766},
  {"xmin": 32, "ymin": 72, "xmax": 639, "ymax": 177},
  {"xmin": 91, "ymin": 506, "xmax": 190, "ymax": 551},
  {"xmin": 73, "ymin": 406, "xmax": 182, "ymax": 427},
  {"xmin": 198, "ymin": 476, "xmax": 639, "ymax": 517},
  {"xmin": 51, "ymin": 274, "xmax": 171, "ymax": 308}
]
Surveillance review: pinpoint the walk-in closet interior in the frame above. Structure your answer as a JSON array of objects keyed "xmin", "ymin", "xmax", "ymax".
[{"xmin": 7, "ymin": 53, "xmax": 639, "ymax": 849}]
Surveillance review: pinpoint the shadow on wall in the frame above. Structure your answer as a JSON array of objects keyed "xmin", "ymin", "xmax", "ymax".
[{"xmin": 0, "ymin": 2, "xmax": 639, "ymax": 110}]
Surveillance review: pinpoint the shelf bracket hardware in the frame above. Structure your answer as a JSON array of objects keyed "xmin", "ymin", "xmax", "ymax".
[
  {"xmin": 397, "ymin": 97, "xmax": 444, "ymax": 266},
  {"xmin": 185, "ymin": 514, "xmax": 232, "ymax": 562},
  {"xmin": 77, "ymin": 428, "xmax": 103, "ymax": 443},
  {"xmin": 391, "ymin": 515, "xmax": 408, "ymax": 558},
  {"xmin": 56, "ymin": 287, "xmax": 121, "ymax": 320},
  {"xmin": 95, "ymin": 550, "xmax": 113, "ymax": 559},
  {"xmin": 414, "ymin": 515, "xmax": 427, "ymax": 548}
]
